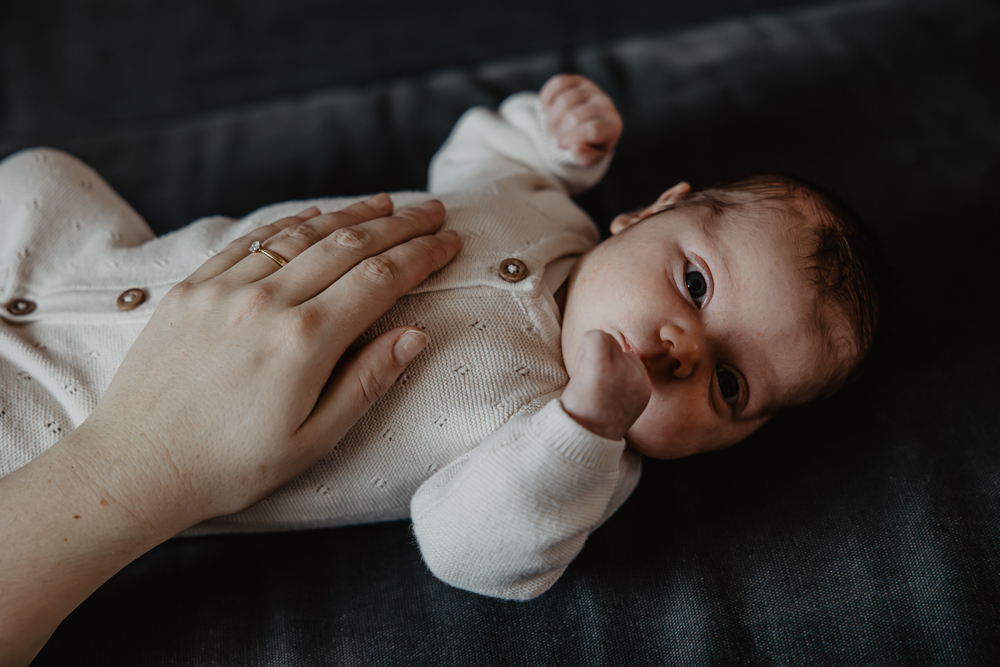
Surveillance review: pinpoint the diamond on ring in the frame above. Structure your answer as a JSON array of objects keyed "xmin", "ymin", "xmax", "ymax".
[{"xmin": 248, "ymin": 240, "xmax": 289, "ymax": 268}]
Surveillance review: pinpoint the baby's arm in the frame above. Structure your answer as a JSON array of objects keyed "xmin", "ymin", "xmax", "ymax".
[
  {"xmin": 411, "ymin": 396, "xmax": 640, "ymax": 600},
  {"xmin": 428, "ymin": 75, "xmax": 622, "ymax": 195},
  {"xmin": 410, "ymin": 332, "xmax": 650, "ymax": 600}
]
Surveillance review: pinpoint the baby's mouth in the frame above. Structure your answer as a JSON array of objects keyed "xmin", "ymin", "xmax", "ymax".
[{"xmin": 619, "ymin": 334, "xmax": 645, "ymax": 362}]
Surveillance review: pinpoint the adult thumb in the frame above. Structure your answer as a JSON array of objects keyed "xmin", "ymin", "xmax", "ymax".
[{"xmin": 301, "ymin": 327, "xmax": 429, "ymax": 445}]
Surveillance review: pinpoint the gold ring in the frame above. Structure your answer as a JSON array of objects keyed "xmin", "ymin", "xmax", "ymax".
[{"xmin": 249, "ymin": 240, "xmax": 288, "ymax": 268}]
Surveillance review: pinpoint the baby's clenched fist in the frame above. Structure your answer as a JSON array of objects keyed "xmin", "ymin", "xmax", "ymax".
[
  {"xmin": 540, "ymin": 74, "xmax": 623, "ymax": 167},
  {"xmin": 561, "ymin": 330, "xmax": 652, "ymax": 441}
]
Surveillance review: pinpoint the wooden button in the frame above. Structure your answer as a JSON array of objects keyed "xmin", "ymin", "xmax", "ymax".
[
  {"xmin": 5, "ymin": 299, "xmax": 36, "ymax": 315},
  {"xmin": 116, "ymin": 288, "xmax": 146, "ymax": 311},
  {"xmin": 498, "ymin": 258, "xmax": 529, "ymax": 283}
]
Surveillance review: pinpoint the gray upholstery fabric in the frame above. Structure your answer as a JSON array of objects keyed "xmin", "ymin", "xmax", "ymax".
[{"xmin": 4, "ymin": 0, "xmax": 999, "ymax": 664}]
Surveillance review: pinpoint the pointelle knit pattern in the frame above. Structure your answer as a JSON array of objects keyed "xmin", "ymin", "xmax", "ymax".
[{"xmin": 0, "ymin": 93, "xmax": 642, "ymax": 599}]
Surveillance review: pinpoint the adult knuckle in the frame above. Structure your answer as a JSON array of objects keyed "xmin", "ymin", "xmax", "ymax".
[
  {"xmin": 288, "ymin": 304, "xmax": 325, "ymax": 339},
  {"xmin": 167, "ymin": 280, "xmax": 195, "ymax": 299},
  {"xmin": 330, "ymin": 225, "xmax": 373, "ymax": 250},
  {"xmin": 359, "ymin": 255, "xmax": 399, "ymax": 287},
  {"xmin": 200, "ymin": 279, "xmax": 235, "ymax": 304},
  {"xmin": 356, "ymin": 365, "xmax": 387, "ymax": 405},
  {"xmin": 280, "ymin": 222, "xmax": 322, "ymax": 246},
  {"xmin": 420, "ymin": 235, "xmax": 451, "ymax": 267},
  {"xmin": 158, "ymin": 282, "xmax": 195, "ymax": 313},
  {"xmin": 246, "ymin": 281, "xmax": 280, "ymax": 302},
  {"xmin": 227, "ymin": 282, "xmax": 279, "ymax": 325},
  {"xmin": 396, "ymin": 204, "xmax": 434, "ymax": 226},
  {"xmin": 224, "ymin": 235, "xmax": 254, "ymax": 253}
]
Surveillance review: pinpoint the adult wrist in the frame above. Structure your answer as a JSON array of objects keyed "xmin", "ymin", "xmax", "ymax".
[
  {"xmin": 0, "ymin": 425, "xmax": 191, "ymax": 666},
  {"xmin": 66, "ymin": 418, "xmax": 208, "ymax": 540}
]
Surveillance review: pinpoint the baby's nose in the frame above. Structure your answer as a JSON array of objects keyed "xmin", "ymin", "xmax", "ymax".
[{"xmin": 658, "ymin": 324, "xmax": 703, "ymax": 379}]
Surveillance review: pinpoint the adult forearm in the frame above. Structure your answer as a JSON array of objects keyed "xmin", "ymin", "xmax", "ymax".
[
  {"xmin": 0, "ymin": 194, "xmax": 455, "ymax": 665},
  {"xmin": 0, "ymin": 424, "xmax": 191, "ymax": 667}
]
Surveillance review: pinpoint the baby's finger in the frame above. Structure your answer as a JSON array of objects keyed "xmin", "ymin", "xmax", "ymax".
[
  {"xmin": 546, "ymin": 85, "xmax": 594, "ymax": 132},
  {"xmin": 556, "ymin": 100, "xmax": 617, "ymax": 135},
  {"xmin": 570, "ymin": 145, "xmax": 603, "ymax": 168},
  {"xmin": 558, "ymin": 116, "xmax": 622, "ymax": 152},
  {"xmin": 184, "ymin": 207, "xmax": 323, "ymax": 283},
  {"xmin": 540, "ymin": 74, "xmax": 587, "ymax": 109},
  {"xmin": 298, "ymin": 327, "xmax": 429, "ymax": 447}
]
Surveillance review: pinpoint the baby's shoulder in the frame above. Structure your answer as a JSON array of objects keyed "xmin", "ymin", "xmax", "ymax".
[{"xmin": 432, "ymin": 176, "xmax": 600, "ymax": 246}]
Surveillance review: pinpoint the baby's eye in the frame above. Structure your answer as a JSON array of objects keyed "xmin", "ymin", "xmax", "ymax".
[
  {"xmin": 685, "ymin": 267, "xmax": 708, "ymax": 307},
  {"xmin": 717, "ymin": 368, "xmax": 739, "ymax": 405}
]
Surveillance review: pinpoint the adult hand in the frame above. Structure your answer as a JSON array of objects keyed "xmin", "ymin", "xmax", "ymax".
[
  {"xmin": 0, "ymin": 193, "xmax": 460, "ymax": 666},
  {"xmin": 84, "ymin": 193, "xmax": 458, "ymax": 523}
]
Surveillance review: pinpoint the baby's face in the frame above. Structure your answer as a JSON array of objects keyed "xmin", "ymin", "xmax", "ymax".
[{"xmin": 561, "ymin": 196, "xmax": 830, "ymax": 458}]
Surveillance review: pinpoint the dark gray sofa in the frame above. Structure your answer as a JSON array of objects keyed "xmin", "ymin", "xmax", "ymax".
[{"xmin": 4, "ymin": 0, "xmax": 1000, "ymax": 664}]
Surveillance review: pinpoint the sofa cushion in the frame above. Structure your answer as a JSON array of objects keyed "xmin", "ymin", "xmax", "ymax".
[{"xmin": 18, "ymin": 0, "xmax": 1000, "ymax": 664}]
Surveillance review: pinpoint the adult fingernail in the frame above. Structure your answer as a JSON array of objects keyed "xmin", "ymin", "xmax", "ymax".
[
  {"xmin": 420, "ymin": 199, "xmax": 444, "ymax": 212},
  {"xmin": 297, "ymin": 206, "xmax": 320, "ymax": 217},
  {"xmin": 437, "ymin": 229, "xmax": 459, "ymax": 242},
  {"xmin": 393, "ymin": 330, "xmax": 429, "ymax": 367}
]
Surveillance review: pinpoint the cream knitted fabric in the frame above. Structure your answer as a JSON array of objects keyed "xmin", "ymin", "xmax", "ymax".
[{"xmin": 0, "ymin": 93, "xmax": 641, "ymax": 599}]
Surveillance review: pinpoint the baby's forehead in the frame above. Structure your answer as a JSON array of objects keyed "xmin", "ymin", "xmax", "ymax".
[
  {"xmin": 697, "ymin": 202, "xmax": 845, "ymax": 410},
  {"xmin": 699, "ymin": 192, "xmax": 819, "ymax": 252},
  {"xmin": 776, "ymin": 306, "xmax": 848, "ymax": 408}
]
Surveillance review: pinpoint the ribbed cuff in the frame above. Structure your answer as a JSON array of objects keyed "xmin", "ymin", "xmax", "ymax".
[{"xmin": 528, "ymin": 399, "xmax": 625, "ymax": 471}]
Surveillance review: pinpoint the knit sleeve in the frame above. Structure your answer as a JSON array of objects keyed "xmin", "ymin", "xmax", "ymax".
[
  {"xmin": 410, "ymin": 397, "xmax": 641, "ymax": 600},
  {"xmin": 427, "ymin": 92, "xmax": 613, "ymax": 196}
]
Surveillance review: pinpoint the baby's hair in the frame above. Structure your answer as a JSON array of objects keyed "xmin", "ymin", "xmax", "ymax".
[{"xmin": 671, "ymin": 173, "xmax": 884, "ymax": 402}]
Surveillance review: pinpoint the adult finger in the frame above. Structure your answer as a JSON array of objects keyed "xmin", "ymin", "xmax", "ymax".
[
  {"xmin": 184, "ymin": 207, "xmax": 322, "ymax": 283},
  {"xmin": 265, "ymin": 199, "xmax": 448, "ymax": 305},
  {"xmin": 303, "ymin": 228, "xmax": 461, "ymax": 352},
  {"xmin": 224, "ymin": 194, "xmax": 397, "ymax": 285},
  {"xmin": 298, "ymin": 327, "xmax": 429, "ymax": 445}
]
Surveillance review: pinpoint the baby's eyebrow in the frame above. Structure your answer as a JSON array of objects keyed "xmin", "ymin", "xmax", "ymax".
[
  {"xmin": 743, "ymin": 355, "xmax": 822, "ymax": 421},
  {"xmin": 694, "ymin": 218, "xmax": 732, "ymax": 283}
]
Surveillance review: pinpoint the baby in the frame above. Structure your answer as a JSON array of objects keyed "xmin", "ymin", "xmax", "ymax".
[{"xmin": 0, "ymin": 75, "xmax": 880, "ymax": 600}]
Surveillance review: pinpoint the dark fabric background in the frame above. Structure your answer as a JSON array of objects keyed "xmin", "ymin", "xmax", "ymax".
[{"xmin": 3, "ymin": 0, "xmax": 999, "ymax": 665}]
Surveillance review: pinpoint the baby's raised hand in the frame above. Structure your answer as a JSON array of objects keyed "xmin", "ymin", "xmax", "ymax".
[
  {"xmin": 561, "ymin": 330, "xmax": 652, "ymax": 441},
  {"xmin": 540, "ymin": 74, "xmax": 623, "ymax": 167}
]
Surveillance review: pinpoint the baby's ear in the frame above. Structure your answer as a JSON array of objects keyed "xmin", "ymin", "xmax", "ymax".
[
  {"xmin": 610, "ymin": 182, "xmax": 691, "ymax": 235},
  {"xmin": 654, "ymin": 181, "xmax": 691, "ymax": 208}
]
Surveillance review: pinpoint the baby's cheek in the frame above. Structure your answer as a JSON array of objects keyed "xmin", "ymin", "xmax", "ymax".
[{"xmin": 626, "ymin": 392, "xmax": 717, "ymax": 459}]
